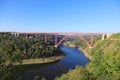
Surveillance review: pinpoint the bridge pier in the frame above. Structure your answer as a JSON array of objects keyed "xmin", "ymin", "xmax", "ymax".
[
  {"xmin": 102, "ymin": 34, "xmax": 105, "ymax": 40},
  {"xmin": 79, "ymin": 34, "xmax": 91, "ymax": 48},
  {"xmin": 106, "ymin": 33, "xmax": 112, "ymax": 38},
  {"xmin": 55, "ymin": 34, "xmax": 58, "ymax": 45},
  {"xmin": 89, "ymin": 45, "xmax": 93, "ymax": 49},
  {"xmin": 35, "ymin": 33, "xmax": 37, "ymax": 40},
  {"xmin": 26, "ymin": 33, "xmax": 28, "ymax": 39},
  {"xmin": 11, "ymin": 32, "xmax": 19, "ymax": 37},
  {"xmin": 102, "ymin": 33, "xmax": 112, "ymax": 40},
  {"xmin": 54, "ymin": 36, "xmax": 68, "ymax": 47},
  {"xmin": 54, "ymin": 45, "xmax": 58, "ymax": 47},
  {"xmin": 45, "ymin": 34, "xmax": 47, "ymax": 43},
  {"xmin": 90, "ymin": 33, "xmax": 93, "ymax": 46}
]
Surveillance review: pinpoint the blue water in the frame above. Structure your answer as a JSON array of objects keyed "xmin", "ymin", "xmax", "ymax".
[{"xmin": 22, "ymin": 46, "xmax": 88, "ymax": 80}]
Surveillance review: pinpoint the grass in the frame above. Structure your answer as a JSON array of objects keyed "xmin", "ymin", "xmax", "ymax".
[{"xmin": 110, "ymin": 33, "xmax": 120, "ymax": 39}]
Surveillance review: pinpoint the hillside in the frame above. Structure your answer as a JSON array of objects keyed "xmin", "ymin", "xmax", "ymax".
[
  {"xmin": 57, "ymin": 33, "xmax": 120, "ymax": 80},
  {"xmin": 110, "ymin": 33, "xmax": 120, "ymax": 39},
  {"xmin": 0, "ymin": 32, "xmax": 65, "ymax": 80}
]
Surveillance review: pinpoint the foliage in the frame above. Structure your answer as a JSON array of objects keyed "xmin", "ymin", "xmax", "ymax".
[
  {"xmin": 110, "ymin": 33, "xmax": 120, "ymax": 39},
  {"xmin": 63, "ymin": 36, "xmax": 101, "ymax": 49},
  {"xmin": 57, "ymin": 66, "xmax": 92, "ymax": 80},
  {"xmin": 0, "ymin": 32, "xmax": 63, "ymax": 80},
  {"xmin": 58, "ymin": 33, "xmax": 120, "ymax": 80},
  {"xmin": 34, "ymin": 76, "xmax": 46, "ymax": 80},
  {"xmin": 0, "ymin": 64, "xmax": 24, "ymax": 80},
  {"xmin": 0, "ymin": 33, "xmax": 62, "ymax": 60}
]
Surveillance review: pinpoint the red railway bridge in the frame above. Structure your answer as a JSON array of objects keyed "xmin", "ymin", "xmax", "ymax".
[{"xmin": 11, "ymin": 32, "xmax": 109, "ymax": 48}]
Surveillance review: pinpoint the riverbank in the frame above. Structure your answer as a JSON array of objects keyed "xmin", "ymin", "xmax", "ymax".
[
  {"xmin": 63, "ymin": 45, "xmax": 92, "ymax": 60},
  {"xmin": 78, "ymin": 47, "xmax": 92, "ymax": 60},
  {"xmin": 21, "ymin": 55, "xmax": 65, "ymax": 65},
  {"xmin": 22, "ymin": 46, "xmax": 88, "ymax": 80},
  {"xmin": 58, "ymin": 33, "xmax": 120, "ymax": 80},
  {"xmin": 5, "ymin": 53, "xmax": 66, "ymax": 65}
]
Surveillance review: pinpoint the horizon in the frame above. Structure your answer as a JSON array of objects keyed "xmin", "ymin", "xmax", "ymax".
[{"xmin": 0, "ymin": 31, "xmax": 116, "ymax": 34}]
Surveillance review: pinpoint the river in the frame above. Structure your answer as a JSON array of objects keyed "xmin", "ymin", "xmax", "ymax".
[{"xmin": 21, "ymin": 46, "xmax": 88, "ymax": 80}]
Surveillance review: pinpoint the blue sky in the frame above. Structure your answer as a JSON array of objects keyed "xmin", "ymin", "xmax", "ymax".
[{"xmin": 0, "ymin": 0, "xmax": 120, "ymax": 32}]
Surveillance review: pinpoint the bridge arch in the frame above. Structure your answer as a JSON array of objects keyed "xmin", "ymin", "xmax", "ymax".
[{"xmin": 18, "ymin": 32, "xmax": 104, "ymax": 48}]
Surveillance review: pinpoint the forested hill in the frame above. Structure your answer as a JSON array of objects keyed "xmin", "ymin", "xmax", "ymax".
[
  {"xmin": 57, "ymin": 33, "xmax": 120, "ymax": 80},
  {"xmin": 0, "ymin": 32, "xmax": 64, "ymax": 80},
  {"xmin": 0, "ymin": 32, "xmax": 63, "ymax": 60}
]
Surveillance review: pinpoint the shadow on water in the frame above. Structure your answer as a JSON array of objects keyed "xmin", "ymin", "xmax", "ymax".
[{"xmin": 21, "ymin": 46, "xmax": 88, "ymax": 80}]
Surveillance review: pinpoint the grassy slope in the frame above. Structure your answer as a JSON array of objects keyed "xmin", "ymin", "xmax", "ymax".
[
  {"xmin": 110, "ymin": 33, "xmax": 120, "ymax": 39},
  {"xmin": 92, "ymin": 33, "xmax": 120, "ymax": 54},
  {"xmin": 57, "ymin": 33, "xmax": 120, "ymax": 80}
]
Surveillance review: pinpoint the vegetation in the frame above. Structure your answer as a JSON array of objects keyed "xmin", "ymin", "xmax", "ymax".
[
  {"xmin": 33, "ymin": 76, "xmax": 46, "ymax": 80},
  {"xmin": 1, "ymin": 32, "xmax": 120, "ymax": 80},
  {"xmin": 0, "ymin": 32, "xmax": 64, "ymax": 80},
  {"xmin": 63, "ymin": 35, "xmax": 101, "ymax": 49},
  {"xmin": 110, "ymin": 33, "xmax": 120, "ymax": 39},
  {"xmin": 63, "ymin": 35, "xmax": 101, "ymax": 59},
  {"xmin": 58, "ymin": 33, "xmax": 120, "ymax": 80}
]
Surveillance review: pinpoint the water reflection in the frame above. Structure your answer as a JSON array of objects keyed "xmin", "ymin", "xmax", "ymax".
[{"xmin": 22, "ymin": 46, "xmax": 88, "ymax": 80}]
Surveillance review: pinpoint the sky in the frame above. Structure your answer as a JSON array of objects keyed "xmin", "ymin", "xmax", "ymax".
[{"xmin": 0, "ymin": 0, "xmax": 120, "ymax": 32}]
